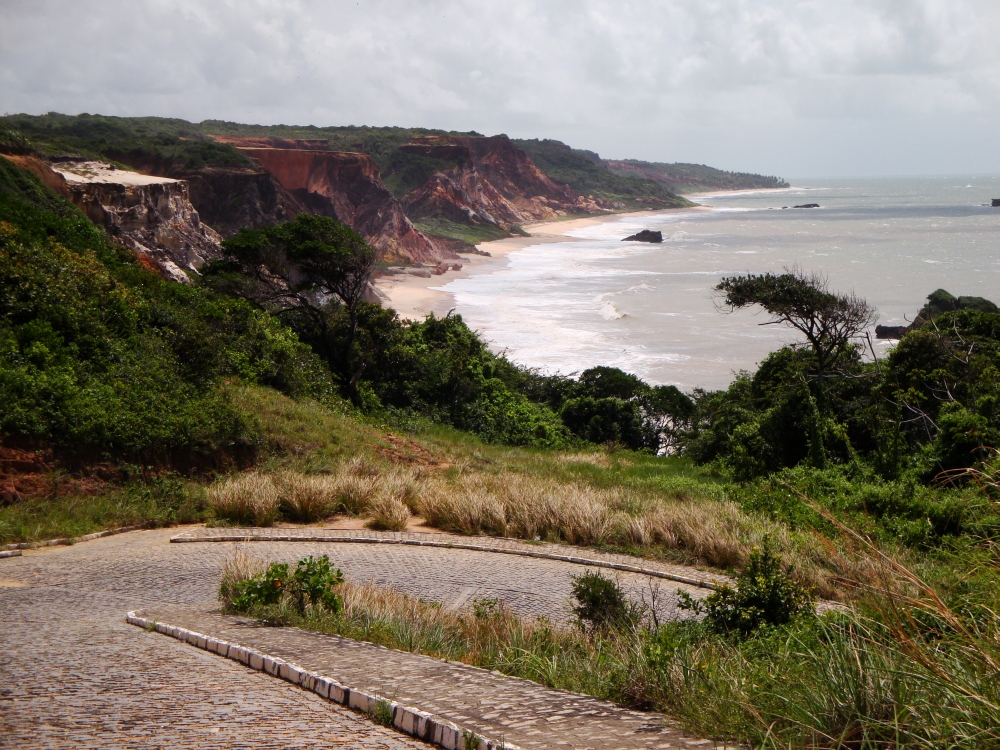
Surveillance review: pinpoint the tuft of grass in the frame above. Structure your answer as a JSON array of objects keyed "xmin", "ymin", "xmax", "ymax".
[
  {"xmin": 370, "ymin": 697, "xmax": 395, "ymax": 727},
  {"xmin": 365, "ymin": 495, "xmax": 411, "ymax": 531},
  {"xmin": 275, "ymin": 471, "xmax": 337, "ymax": 523},
  {"xmin": 207, "ymin": 472, "xmax": 279, "ymax": 526},
  {"xmin": 218, "ymin": 546, "xmax": 267, "ymax": 609}
]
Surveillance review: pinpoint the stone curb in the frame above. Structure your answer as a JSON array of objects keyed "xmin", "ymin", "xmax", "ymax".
[
  {"xmin": 0, "ymin": 549, "xmax": 22, "ymax": 559},
  {"xmin": 170, "ymin": 532, "xmax": 721, "ymax": 591},
  {"xmin": 127, "ymin": 611, "xmax": 517, "ymax": 750},
  {"xmin": 4, "ymin": 525, "xmax": 141, "ymax": 551}
]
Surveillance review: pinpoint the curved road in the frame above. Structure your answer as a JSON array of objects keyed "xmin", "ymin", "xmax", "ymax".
[{"xmin": 0, "ymin": 526, "xmax": 710, "ymax": 748}]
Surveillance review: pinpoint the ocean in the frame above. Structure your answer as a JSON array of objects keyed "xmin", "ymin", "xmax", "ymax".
[{"xmin": 439, "ymin": 176, "xmax": 1000, "ymax": 391}]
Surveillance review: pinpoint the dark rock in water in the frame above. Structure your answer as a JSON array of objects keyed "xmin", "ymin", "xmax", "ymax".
[
  {"xmin": 793, "ymin": 203, "xmax": 820, "ymax": 209},
  {"xmin": 876, "ymin": 324, "xmax": 911, "ymax": 340},
  {"xmin": 622, "ymin": 229, "xmax": 663, "ymax": 243},
  {"xmin": 992, "ymin": 198, "xmax": 1000, "ymax": 207}
]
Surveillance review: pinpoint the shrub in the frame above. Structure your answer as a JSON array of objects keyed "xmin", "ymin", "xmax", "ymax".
[
  {"xmin": 231, "ymin": 561, "xmax": 290, "ymax": 610},
  {"xmin": 290, "ymin": 554, "xmax": 345, "ymax": 612},
  {"xmin": 366, "ymin": 495, "xmax": 411, "ymax": 531},
  {"xmin": 229, "ymin": 554, "xmax": 344, "ymax": 614},
  {"xmin": 571, "ymin": 571, "xmax": 639, "ymax": 630},
  {"xmin": 207, "ymin": 472, "xmax": 279, "ymax": 526},
  {"xmin": 679, "ymin": 543, "xmax": 813, "ymax": 637}
]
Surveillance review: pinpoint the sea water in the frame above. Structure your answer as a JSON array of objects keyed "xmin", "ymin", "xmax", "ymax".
[{"xmin": 439, "ymin": 176, "xmax": 1000, "ymax": 391}]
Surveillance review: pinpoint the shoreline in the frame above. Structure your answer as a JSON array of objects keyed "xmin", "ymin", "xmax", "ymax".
[{"xmin": 376, "ymin": 207, "xmax": 708, "ymax": 321}]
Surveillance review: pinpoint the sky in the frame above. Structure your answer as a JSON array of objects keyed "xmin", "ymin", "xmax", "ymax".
[{"xmin": 2, "ymin": 0, "xmax": 1000, "ymax": 178}]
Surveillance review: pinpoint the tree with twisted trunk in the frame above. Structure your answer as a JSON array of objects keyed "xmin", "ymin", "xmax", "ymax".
[{"xmin": 716, "ymin": 269, "xmax": 877, "ymax": 400}]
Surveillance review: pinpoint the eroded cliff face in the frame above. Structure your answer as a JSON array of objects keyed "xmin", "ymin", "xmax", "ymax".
[
  {"xmin": 174, "ymin": 167, "xmax": 309, "ymax": 238},
  {"xmin": 50, "ymin": 161, "xmax": 222, "ymax": 282},
  {"xmin": 216, "ymin": 138, "xmax": 451, "ymax": 264},
  {"xmin": 399, "ymin": 135, "xmax": 608, "ymax": 230},
  {"xmin": 1, "ymin": 153, "xmax": 221, "ymax": 282}
]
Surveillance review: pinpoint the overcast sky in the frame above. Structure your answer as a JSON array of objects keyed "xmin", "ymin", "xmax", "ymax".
[{"xmin": 3, "ymin": 0, "xmax": 1000, "ymax": 178}]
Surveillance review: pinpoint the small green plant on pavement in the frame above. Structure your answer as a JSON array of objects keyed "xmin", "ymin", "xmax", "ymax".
[
  {"xmin": 229, "ymin": 555, "xmax": 344, "ymax": 614},
  {"xmin": 462, "ymin": 729, "xmax": 482, "ymax": 750},
  {"xmin": 678, "ymin": 542, "xmax": 814, "ymax": 636},
  {"xmin": 371, "ymin": 697, "xmax": 394, "ymax": 727}
]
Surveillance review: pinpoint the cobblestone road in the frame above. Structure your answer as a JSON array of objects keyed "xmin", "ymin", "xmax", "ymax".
[{"xmin": 0, "ymin": 527, "xmax": 716, "ymax": 748}]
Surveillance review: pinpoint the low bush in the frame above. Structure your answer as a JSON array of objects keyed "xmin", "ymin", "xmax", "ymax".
[
  {"xmin": 570, "ymin": 571, "xmax": 639, "ymax": 631},
  {"xmin": 678, "ymin": 543, "xmax": 814, "ymax": 636},
  {"xmin": 227, "ymin": 554, "xmax": 344, "ymax": 615}
]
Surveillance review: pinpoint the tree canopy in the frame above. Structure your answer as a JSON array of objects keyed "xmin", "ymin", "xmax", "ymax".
[{"xmin": 716, "ymin": 270, "xmax": 877, "ymax": 392}]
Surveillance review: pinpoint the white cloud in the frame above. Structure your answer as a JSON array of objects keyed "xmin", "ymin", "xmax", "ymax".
[{"xmin": 2, "ymin": 0, "xmax": 1000, "ymax": 175}]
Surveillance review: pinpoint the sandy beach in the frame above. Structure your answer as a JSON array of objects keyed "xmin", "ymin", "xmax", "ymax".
[{"xmin": 376, "ymin": 208, "xmax": 707, "ymax": 320}]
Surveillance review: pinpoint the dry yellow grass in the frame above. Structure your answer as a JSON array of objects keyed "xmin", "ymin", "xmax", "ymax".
[
  {"xmin": 218, "ymin": 546, "xmax": 267, "ymax": 607},
  {"xmin": 210, "ymin": 461, "xmax": 843, "ymax": 596},
  {"xmin": 207, "ymin": 472, "xmax": 280, "ymax": 526}
]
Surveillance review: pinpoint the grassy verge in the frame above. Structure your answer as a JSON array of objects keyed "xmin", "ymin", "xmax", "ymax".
[
  {"xmin": 225, "ymin": 563, "xmax": 1000, "ymax": 749},
  {"xmin": 0, "ymin": 476, "xmax": 206, "ymax": 544}
]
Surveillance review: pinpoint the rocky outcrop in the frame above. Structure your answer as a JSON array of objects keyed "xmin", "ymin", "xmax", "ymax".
[
  {"xmin": 875, "ymin": 325, "xmax": 911, "ymax": 340},
  {"xmin": 399, "ymin": 135, "xmax": 608, "ymax": 231},
  {"xmin": 0, "ymin": 154, "xmax": 221, "ymax": 283},
  {"xmin": 172, "ymin": 167, "xmax": 309, "ymax": 238},
  {"xmin": 622, "ymin": 230, "xmax": 663, "ymax": 243},
  {"xmin": 216, "ymin": 138, "xmax": 451, "ymax": 264},
  {"xmin": 49, "ymin": 160, "xmax": 222, "ymax": 282},
  {"xmin": 793, "ymin": 203, "xmax": 820, "ymax": 209}
]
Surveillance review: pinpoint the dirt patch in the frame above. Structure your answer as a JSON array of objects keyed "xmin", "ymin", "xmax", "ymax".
[
  {"xmin": 0, "ymin": 446, "xmax": 110, "ymax": 505},
  {"xmin": 371, "ymin": 434, "xmax": 448, "ymax": 468}
]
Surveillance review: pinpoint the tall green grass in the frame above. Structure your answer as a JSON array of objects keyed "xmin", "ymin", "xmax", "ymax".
[{"xmin": 233, "ymin": 561, "xmax": 1000, "ymax": 749}]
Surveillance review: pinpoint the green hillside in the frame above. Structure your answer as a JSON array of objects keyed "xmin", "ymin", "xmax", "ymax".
[
  {"xmin": 604, "ymin": 159, "xmax": 790, "ymax": 194},
  {"xmin": 513, "ymin": 138, "xmax": 691, "ymax": 208}
]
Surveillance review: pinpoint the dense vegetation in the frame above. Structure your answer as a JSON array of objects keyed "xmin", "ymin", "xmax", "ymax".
[
  {"xmin": 604, "ymin": 158, "xmax": 790, "ymax": 193},
  {"xmin": 514, "ymin": 138, "xmax": 690, "ymax": 208},
  {"xmin": 0, "ymin": 156, "xmax": 332, "ymax": 466},
  {"xmin": 2, "ymin": 112, "xmax": 252, "ymax": 173}
]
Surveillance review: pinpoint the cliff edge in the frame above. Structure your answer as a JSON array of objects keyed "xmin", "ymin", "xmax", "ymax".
[
  {"xmin": 1, "ymin": 153, "xmax": 221, "ymax": 282},
  {"xmin": 215, "ymin": 137, "xmax": 451, "ymax": 264}
]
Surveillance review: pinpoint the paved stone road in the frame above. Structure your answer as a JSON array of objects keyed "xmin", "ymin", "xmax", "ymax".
[
  {"xmin": 0, "ymin": 526, "xmax": 717, "ymax": 748},
  {"xmin": 0, "ymin": 529, "xmax": 428, "ymax": 749}
]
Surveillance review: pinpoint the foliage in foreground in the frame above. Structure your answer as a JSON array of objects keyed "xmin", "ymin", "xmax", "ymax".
[
  {"xmin": 226, "ymin": 554, "xmax": 344, "ymax": 614},
  {"xmin": 0, "ymin": 156, "xmax": 333, "ymax": 463},
  {"xmin": 685, "ymin": 271, "xmax": 1000, "ymax": 488},
  {"xmin": 223, "ymin": 550, "xmax": 1000, "ymax": 749}
]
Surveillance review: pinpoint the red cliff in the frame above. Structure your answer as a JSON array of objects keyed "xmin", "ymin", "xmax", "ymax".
[
  {"xmin": 399, "ymin": 135, "xmax": 607, "ymax": 230},
  {"xmin": 217, "ymin": 138, "xmax": 451, "ymax": 264}
]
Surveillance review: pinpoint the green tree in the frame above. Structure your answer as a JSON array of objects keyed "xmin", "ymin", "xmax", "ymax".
[
  {"xmin": 216, "ymin": 215, "xmax": 380, "ymax": 402},
  {"xmin": 716, "ymin": 270, "xmax": 876, "ymax": 400}
]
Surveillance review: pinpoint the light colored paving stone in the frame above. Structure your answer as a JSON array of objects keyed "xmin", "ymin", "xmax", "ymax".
[
  {"xmin": 0, "ymin": 526, "xmax": 722, "ymax": 748},
  {"xmin": 134, "ymin": 605, "xmax": 725, "ymax": 749}
]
